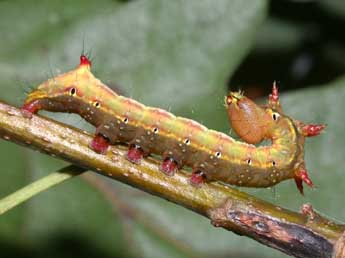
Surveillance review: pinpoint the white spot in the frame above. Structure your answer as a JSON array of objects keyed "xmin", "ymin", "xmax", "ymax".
[
  {"xmin": 7, "ymin": 110, "xmax": 16, "ymax": 116},
  {"xmin": 272, "ymin": 112, "xmax": 280, "ymax": 121},
  {"xmin": 42, "ymin": 137, "xmax": 51, "ymax": 143},
  {"xmin": 111, "ymin": 150, "xmax": 120, "ymax": 155}
]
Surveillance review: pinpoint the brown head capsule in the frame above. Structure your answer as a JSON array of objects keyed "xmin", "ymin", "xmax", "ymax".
[{"xmin": 226, "ymin": 92, "xmax": 271, "ymax": 144}]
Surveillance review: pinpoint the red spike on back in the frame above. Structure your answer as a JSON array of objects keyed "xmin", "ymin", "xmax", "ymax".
[
  {"xmin": 80, "ymin": 55, "xmax": 92, "ymax": 67},
  {"xmin": 302, "ymin": 124, "xmax": 326, "ymax": 137},
  {"xmin": 269, "ymin": 81, "xmax": 279, "ymax": 103},
  {"xmin": 268, "ymin": 81, "xmax": 282, "ymax": 111}
]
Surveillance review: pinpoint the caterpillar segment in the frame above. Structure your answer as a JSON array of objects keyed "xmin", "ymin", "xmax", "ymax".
[{"xmin": 22, "ymin": 55, "xmax": 325, "ymax": 194}]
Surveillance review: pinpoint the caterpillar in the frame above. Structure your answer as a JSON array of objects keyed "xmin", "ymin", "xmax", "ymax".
[{"xmin": 21, "ymin": 55, "xmax": 325, "ymax": 194}]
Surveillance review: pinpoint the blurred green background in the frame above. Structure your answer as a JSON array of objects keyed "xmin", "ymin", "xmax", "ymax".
[{"xmin": 0, "ymin": 0, "xmax": 345, "ymax": 257}]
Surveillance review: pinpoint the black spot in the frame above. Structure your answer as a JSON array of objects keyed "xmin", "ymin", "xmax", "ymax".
[
  {"xmin": 272, "ymin": 113, "xmax": 279, "ymax": 121},
  {"xmin": 70, "ymin": 88, "xmax": 77, "ymax": 96}
]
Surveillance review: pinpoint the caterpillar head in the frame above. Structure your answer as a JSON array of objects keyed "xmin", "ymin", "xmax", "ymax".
[
  {"xmin": 226, "ymin": 91, "xmax": 261, "ymax": 144},
  {"xmin": 22, "ymin": 55, "xmax": 96, "ymax": 117},
  {"xmin": 225, "ymin": 89, "xmax": 291, "ymax": 144}
]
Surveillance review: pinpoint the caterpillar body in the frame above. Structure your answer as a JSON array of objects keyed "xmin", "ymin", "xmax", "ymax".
[{"xmin": 22, "ymin": 55, "xmax": 325, "ymax": 194}]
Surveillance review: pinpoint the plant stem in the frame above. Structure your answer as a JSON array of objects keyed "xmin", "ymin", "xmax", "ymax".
[{"xmin": 0, "ymin": 165, "xmax": 86, "ymax": 215}]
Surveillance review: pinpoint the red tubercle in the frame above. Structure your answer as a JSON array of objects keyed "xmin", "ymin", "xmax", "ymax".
[
  {"xmin": 294, "ymin": 168, "xmax": 314, "ymax": 195},
  {"xmin": 269, "ymin": 81, "xmax": 279, "ymax": 103},
  {"xmin": 301, "ymin": 203, "xmax": 315, "ymax": 220},
  {"xmin": 299, "ymin": 168, "xmax": 314, "ymax": 187},
  {"xmin": 21, "ymin": 100, "xmax": 41, "ymax": 118},
  {"xmin": 268, "ymin": 82, "xmax": 282, "ymax": 112},
  {"xmin": 302, "ymin": 124, "xmax": 326, "ymax": 137},
  {"xmin": 126, "ymin": 144, "xmax": 144, "ymax": 164},
  {"xmin": 189, "ymin": 171, "xmax": 206, "ymax": 187},
  {"xmin": 90, "ymin": 134, "xmax": 109, "ymax": 154},
  {"xmin": 161, "ymin": 157, "xmax": 178, "ymax": 176},
  {"xmin": 80, "ymin": 55, "xmax": 92, "ymax": 67}
]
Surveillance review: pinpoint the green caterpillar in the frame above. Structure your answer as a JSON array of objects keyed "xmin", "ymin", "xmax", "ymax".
[{"xmin": 22, "ymin": 55, "xmax": 325, "ymax": 194}]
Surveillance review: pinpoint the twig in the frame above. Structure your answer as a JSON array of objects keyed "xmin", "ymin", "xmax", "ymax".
[
  {"xmin": 0, "ymin": 101, "xmax": 344, "ymax": 258},
  {"xmin": 0, "ymin": 165, "xmax": 85, "ymax": 215}
]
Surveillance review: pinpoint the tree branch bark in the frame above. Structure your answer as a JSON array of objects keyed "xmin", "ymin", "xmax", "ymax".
[{"xmin": 0, "ymin": 101, "xmax": 344, "ymax": 258}]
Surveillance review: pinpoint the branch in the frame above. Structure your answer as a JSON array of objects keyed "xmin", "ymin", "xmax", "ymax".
[{"xmin": 0, "ymin": 101, "xmax": 344, "ymax": 258}]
